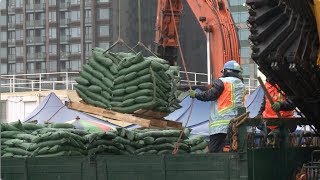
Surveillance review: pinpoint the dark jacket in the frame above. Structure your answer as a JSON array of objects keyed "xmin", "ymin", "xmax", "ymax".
[{"xmin": 195, "ymin": 71, "xmax": 243, "ymax": 101}]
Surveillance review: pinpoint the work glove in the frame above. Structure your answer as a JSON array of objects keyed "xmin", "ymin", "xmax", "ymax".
[
  {"xmin": 271, "ymin": 101, "xmax": 281, "ymax": 111},
  {"xmin": 189, "ymin": 90, "xmax": 196, "ymax": 98}
]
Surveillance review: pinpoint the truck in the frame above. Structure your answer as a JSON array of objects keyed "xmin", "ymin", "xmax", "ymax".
[{"xmin": 2, "ymin": 0, "xmax": 320, "ymax": 180}]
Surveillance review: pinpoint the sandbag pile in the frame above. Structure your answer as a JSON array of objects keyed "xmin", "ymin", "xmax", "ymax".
[
  {"xmin": 1, "ymin": 121, "xmax": 208, "ymax": 157},
  {"xmin": 1, "ymin": 121, "xmax": 89, "ymax": 158},
  {"xmin": 75, "ymin": 47, "xmax": 182, "ymax": 114}
]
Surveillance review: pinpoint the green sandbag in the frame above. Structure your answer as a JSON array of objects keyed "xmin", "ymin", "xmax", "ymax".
[
  {"xmin": 125, "ymin": 129, "xmax": 135, "ymax": 141},
  {"xmin": 171, "ymin": 142, "xmax": 190, "ymax": 152},
  {"xmin": 22, "ymin": 123, "xmax": 44, "ymax": 131},
  {"xmin": 93, "ymin": 51, "xmax": 113, "ymax": 67},
  {"xmin": 15, "ymin": 143, "xmax": 33, "ymax": 151},
  {"xmin": 136, "ymin": 68, "xmax": 150, "ymax": 77},
  {"xmin": 184, "ymin": 135, "xmax": 205, "ymax": 146},
  {"xmin": 64, "ymin": 129, "xmax": 90, "ymax": 136},
  {"xmin": 1, "ymin": 131, "xmax": 23, "ymax": 138},
  {"xmin": 124, "ymin": 145, "xmax": 136, "ymax": 154},
  {"xmin": 109, "ymin": 64, "xmax": 118, "ymax": 74},
  {"xmin": 124, "ymin": 72, "xmax": 138, "ymax": 82},
  {"xmin": 84, "ymin": 131, "xmax": 116, "ymax": 143},
  {"xmin": 36, "ymin": 151, "xmax": 82, "ymax": 157},
  {"xmin": 116, "ymin": 127, "xmax": 126, "ymax": 137},
  {"xmin": 49, "ymin": 145, "xmax": 86, "ymax": 155},
  {"xmin": 150, "ymin": 61, "xmax": 170, "ymax": 71},
  {"xmin": 1, "ymin": 138, "xmax": 10, "ymax": 144},
  {"xmin": 82, "ymin": 64, "xmax": 104, "ymax": 80},
  {"xmin": 158, "ymin": 71, "xmax": 170, "ymax": 81},
  {"xmin": 125, "ymin": 86, "xmax": 138, "ymax": 94},
  {"xmin": 75, "ymin": 77, "xmax": 90, "ymax": 86},
  {"xmin": 37, "ymin": 146, "xmax": 51, "ymax": 155},
  {"xmin": 101, "ymin": 91, "xmax": 112, "ymax": 100},
  {"xmin": 9, "ymin": 120, "xmax": 25, "ymax": 131},
  {"xmin": 138, "ymin": 82, "xmax": 153, "ymax": 89},
  {"xmin": 118, "ymin": 60, "xmax": 151, "ymax": 76},
  {"xmin": 4, "ymin": 139, "xmax": 25, "ymax": 146},
  {"xmin": 75, "ymin": 87, "xmax": 96, "ymax": 106},
  {"xmin": 143, "ymin": 137, "xmax": 155, "ymax": 145},
  {"xmin": 135, "ymin": 143, "xmax": 175, "ymax": 154},
  {"xmin": 110, "ymin": 101, "xmax": 122, "ymax": 107},
  {"xmin": 146, "ymin": 56, "xmax": 168, "ymax": 64},
  {"xmin": 114, "ymin": 75, "xmax": 125, "ymax": 85},
  {"xmin": 131, "ymin": 52, "xmax": 145, "ymax": 64},
  {"xmin": 121, "ymin": 99, "xmax": 135, "ymax": 107},
  {"xmin": 138, "ymin": 150, "xmax": 157, "ymax": 155},
  {"xmin": 153, "ymin": 72, "xmax": 170, "ymax": 89},
  {"xmin": 111, "ymin": 101, "xmax": 157, "ymax": 113},
  {"xmin": 102, "ymin": 77, "xmax": 113, "ymax": 89},
  {"xmin": 112, "ymin": 136, "xmax": 145, "ymax": 148},
  {"xmin": 1, "ymin": 123, "xmax": 21, "ymax": 131},
  {"xmin": 2, "ymin": 153, "xmax": 14, "ymax": 157},
  {"xmin": 75, "ymin": 84, "xmax": 110, "ymax": 107},
  {"xmin": 158, "ymin": 149, "xmax": 187, "ymax": 155},
  {"xmin": 135, "ymin": 130, "xmax": 183, "ymax": 140},
  {"xmin": 89, "ymin": 58, "xmax": 114, "ymax": 80},
  {"xmin": 32, "ymin": 131, "xmax": 85, "ymax": 143},
  {"xmin": 79, "ymin": 71, "xmax": 110, "ymax": 91},
  {"xmin": 104, "ymin": 52, "xmax": 122, "ymax": 64},
  {"xmin": 134, "ymin": 96, "xmax": 153, "ymax": 103},
  {"xmin": 118, "ymin": 89, "xmax": 154, "ymax": 101},
  {"xmin": 114, "ymin": 74, "xmax": 152, "ymax": 89},
  {"xmin": 86, "ymin": 139, "xmax": 114, "ymax": 149},
  {"xmin": 112, "ymin": 89, "xmax": 126, "ymax": 96},
  {"xmin": 4, "ymin": 147, "xmax": 32, "ymax": 156},
  {"xmin": 154, "ymin": 137, "xmax": 179, "ymax": 144},
  {"xmin": 29, "ymin": 138, "xmax": 69, "ymax": 151},
  {"xmin": 15, "ymin": 134, "xmax": 37, "ymax": 142},
  {"xmin": 88, "ymin": 85, "xmax": 102, "ymax": 93},
  {"xmin": 50, "ymin": 123, "xmax": 75, "ymax": 129},
  {"xmin": 88, "ymin": 145, "xmax": 120, "ymax": 155},
  {"xmin": 191, "ymin": 141, "xmax": 208, "ymax": 152}
]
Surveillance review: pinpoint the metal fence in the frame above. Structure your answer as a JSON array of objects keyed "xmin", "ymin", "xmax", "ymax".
[{"xmin": 1, "ymin": 71, "xmax": 259, "ymax": 94}]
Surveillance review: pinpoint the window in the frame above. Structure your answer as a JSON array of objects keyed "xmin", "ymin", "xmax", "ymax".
[
  {"xmin": 99, "ymin": 42, "xmax": 109, "ymax": 49},
  {"xmin": 27, "ymin": 62, "xmax": 35, "ymax": 73},
  {"xmin": 8, "ymin": 63, "xmax": 16, "ymax": 74},
  {"xmin": 71, "ymin": 60, "xmax": 80, "ymax": 71},
  {"xmin": 71, "ymin": 27, "xmax": 80, "ymax": 37},
  {"xmin": 85, "ymin": 9, "xmax": 91, "ymax": 18},
  {"xmin": 71, "ymin": 0, "xmax": 80, "ymax": 5},
  {"xmin": 8, "ymin": 15, "xmax": 15, "ymax": 24},
  {"xmin": 49, "ymin": 28, "xmax": 57, "ymax": 38},
  {"xmin": 60, "ymin": 61, "xmax": 70, "ymax": 70},
  {"xmin": 15, "ymin": 0, "xmax": 23, "ymax": 7},
  {"xmin": 85, "ymin": 43, "xmax": 92, "ymax": 56},
  {"xmin": 229, "ymin": 0, "xmax": 245, "ymax": 6},
  {"xmin": 16, "ymin": 14, "xmax": 24, "ymax": 24},
  {"xmin": 35, "ymin": 12, "xmax": 45, "ymax": 21},
  {"xmin": 98, "ymin": 25, "xmax": 109, "ymax": 36},
  {"xmin": 61, "ymin": 44, "xmax": 70, "ymax": 52},
  {"xmin": 48, "ymin": 61, "xmax": 57, "ymax": 72},
  {"xmin": 85, "ymin": 27, "xmax": 91, "ymax": 39},
  {"xmin": 1, "ymin": 31, "xmax": 6, "ymax": 41},
  {"xmin": 97, "ymin": 9, "xmax": 110, "ymax": 20},
  {"xmin": 231, "ymin": 12, "xmax": 249, "ymax": 23},
  {"xmin": 60, "ymin": 28, "xmax": 70, "ymax": 36},
  {"xmin": 97, "ymin": 0, "xmax": 109, "ymax": 2},
  {"xmin": 49, "ymin": 0, "xmax": 56, "ymax": 6},
  {"xmin": 239, "ymin": 29, "xmax": 249, "ymax": 41},
  {"xmin": 1, "ymin": 64, "xmax": 7, "ymax": 74},
  {"xmin": 60, "ymin": 12, "xmax": 69, "ymax": 19},
  {"xmin": 16, "ymin": 63, "xmax": 24, "ymax": 73},
  {"xmin": 8, "ymin": 48, "xmax": 15, "ymax": 55},
  {"xmin": 0, "ymin": 48, "xmax": 7, "ymax": 58},
  {"xmin": 35, "ymin": 45, "xmax": 45, "ymax": 53},
  {"xmin": 241, "ymin": 64, "xmax": 250, "ymax": 77},
  {"xmin": 71, "ymin": 44, "xmax": 81, "ymax": 53},
  {"xmin": 49, "ymin": 11, "xmax": 56, "ymax": 22},
  {"xmin": 71, "ymin": 11, "xmax": 80, "ymax": 21},
  {"xmin": 27, "ymin": 46, "xmax": 35, "ymax": 54},
  {"xmin": 16, "ymin": 30, "xmax": 24, "ymax": 40},
  {"xmin": 240, "ymin": 47, "xmax": 251, "ymax": 58},
  {"xmin": 49, "ymin": 44, "xmax": 57, "ymax": 54},
  {"xmin": 35, "ymin": 61, "xmax": 46, "ymax": 70},
  {"xmin": 16, "ymin": 47, "xmax": 23, "ymax": 56}
]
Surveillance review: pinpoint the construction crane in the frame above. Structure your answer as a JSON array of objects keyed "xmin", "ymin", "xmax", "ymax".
[{"xmin": 155, "ymin": 0, "xmax": 240, "ymax": 83}]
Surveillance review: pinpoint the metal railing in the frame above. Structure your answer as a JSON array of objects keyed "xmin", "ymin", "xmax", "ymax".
[
  {"xmin": 0, "ymin": 71, "xmax": 259, "ymax": 94},
  {"xmin": 60, "ymin": 2, "xmax": 70, "ymax": 10},
  {"xmin": 60, "ymin": 52, "xmax": 71, "ymax": 59},
  {"xmin": 60, "ymin": 35, "xmax": 71, "ymax": 43},
  {"xmin": 60, "ymin": 19, "xmax": 70, "ymax": 26},
  {"xmin": 8, "ymin": 22, "xmax": 15, "ymax": 29},
  {"xmin": 26, "ymin": 3, "xmax": 46, "ymax": 11},
  {"xmin": 26, "ymin": 20, "xmax": 45, "ymax": 28},
  {"xmin": 27, "ymin": 52, "xmax": 46, "ymax": 60},
  {"xmin": 26, "ymin": 36, "xmax": 45, "ymax": 44}
]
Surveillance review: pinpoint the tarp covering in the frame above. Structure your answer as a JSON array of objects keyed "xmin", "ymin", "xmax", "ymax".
[{"xmin": 24, "ymin": 92, "xmax": 119, "ymax": 129}]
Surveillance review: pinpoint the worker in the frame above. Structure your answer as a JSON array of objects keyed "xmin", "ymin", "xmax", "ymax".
[
  {"xmin": 258, "ymin": 78, "xmax": 296, "ymax": 132},
  {"xmin": 189, "ymin": 60, "xmax": 245, "ymax": 153}
]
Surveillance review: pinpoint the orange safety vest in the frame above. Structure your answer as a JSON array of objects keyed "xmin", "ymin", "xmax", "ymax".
[
  {"xmin": 209, "ymin": 77, "xmax": 245, "ymax": 135},
  {"xmin": 263, "ymin": 82, "xmax": 294, "ymax": 130}
]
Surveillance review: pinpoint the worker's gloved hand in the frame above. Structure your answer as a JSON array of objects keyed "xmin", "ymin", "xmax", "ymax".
[
  {"xmin": 271, "ymin": 101, "xmax": 281, "ymax": 111},
  {"xmin": 189, "ymin": 90, "xmax": 196, "ymax": 98}
]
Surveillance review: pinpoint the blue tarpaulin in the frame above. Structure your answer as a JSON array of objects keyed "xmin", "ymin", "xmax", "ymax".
[{"xmin": 24, "ymin": 92, "xmax": 119, "ymax": 129}]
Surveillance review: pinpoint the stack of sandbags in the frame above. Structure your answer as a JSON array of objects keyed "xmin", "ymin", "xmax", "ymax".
[
  {"xmin": 30, "ymin": 126, "xmax": 88, "ymax": 157},
  {"xmin": 1, "ymin": 121, "xmax": 37, "ymax": 157},
  {"xmin": 75, "ymin": 47, "xmax": 182, "ymax": 114},
  {"xmin": 184, "ymin": 135, "xmax": 208, "ymax": 154}
]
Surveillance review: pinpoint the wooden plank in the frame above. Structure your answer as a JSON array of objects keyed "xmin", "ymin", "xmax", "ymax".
[
  {"xmin": 134, "ymin": 109, "xmax": 169, "ymax": 119},
  {"xmin": 67, "ymin": 102, "xmax": 182, "ymax": 129},
  {"xmin": 67, "ymin": 102, "xmax": 151, "ymax": 127}
]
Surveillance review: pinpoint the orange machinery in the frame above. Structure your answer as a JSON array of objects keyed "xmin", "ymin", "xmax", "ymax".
[{"xmin": 155, "ymin": 0, "xmax": 240, "ymax": 82}]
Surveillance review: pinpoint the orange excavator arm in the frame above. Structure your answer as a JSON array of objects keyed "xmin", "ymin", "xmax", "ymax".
[{"xmin": 155, "ymin": 0, "xmax": 240, "ymax": 80}]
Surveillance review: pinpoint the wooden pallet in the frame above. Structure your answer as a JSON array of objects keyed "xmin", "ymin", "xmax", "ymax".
[{"xmin": 67, "ymin": 102, "xmax": 182, "ymax": 129}]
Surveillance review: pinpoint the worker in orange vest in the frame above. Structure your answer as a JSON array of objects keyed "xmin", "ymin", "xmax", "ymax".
[
  {"xmin": 258, "ymin": 78, "xmax": 296, "ymax": 132},
  {"xmin": 189, "ymin": 60, "xmax": 246, "ymax": 153}
]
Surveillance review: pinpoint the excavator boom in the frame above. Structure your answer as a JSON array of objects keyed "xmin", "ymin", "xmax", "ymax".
[{"xmin": 155, "ymin": 0, "xmax": 240, "ymax": 79}]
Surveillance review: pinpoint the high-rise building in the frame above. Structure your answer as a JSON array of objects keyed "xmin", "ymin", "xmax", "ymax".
[{"xmin": 0, "ymin": 0, "xmax": 111, "ymax": 77}]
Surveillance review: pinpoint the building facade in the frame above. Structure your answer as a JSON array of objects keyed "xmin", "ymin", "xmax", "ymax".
[{"xmin": 0, "ymin": 0, "xmax": 111, "ymax": 78}]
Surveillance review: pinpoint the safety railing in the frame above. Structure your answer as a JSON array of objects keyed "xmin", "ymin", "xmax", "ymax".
[{"xmin": 0, "ymin": 71, "xmax": 259, "ymax": 94}]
